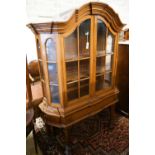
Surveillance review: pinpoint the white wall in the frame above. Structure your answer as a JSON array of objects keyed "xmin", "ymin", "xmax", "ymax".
[
  {"xmin": 26, "ymin": 29, "xmax": 37, "ymax": 62},
  {"xmin": 26, "ymin": 0, "xmax": 129, "ymax": 62}
]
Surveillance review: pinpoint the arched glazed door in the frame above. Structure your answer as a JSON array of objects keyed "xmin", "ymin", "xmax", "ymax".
[
  {"xmin": 64, "ymin": 18, "xmax": 91, "ymax": 102},
  {"xmin": 95, "ymin": 17, "xmax": 116, "ymax": 93},
  {"xmin": 63, "ymin": 16, "xmax": 116, "ymax": 103}
]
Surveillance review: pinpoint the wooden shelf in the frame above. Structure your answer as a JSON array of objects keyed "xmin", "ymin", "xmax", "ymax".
[
  {"xmin": 105, "ymin": 70, "xmax": 112, "ymax": 74},
  {"xmin": 67, "ymin": 82, "xmax": 89, "ymax": 92},
  {"xmin": 96, "ymin": 50, "xmax": 105, "ymax": 56},
  {"xmin": 67, "ymin": 77, "xmax": 89, "ymax": 85},
  {"xmin": 96, "ymin": 52, "xmax": 114, "ymax": 58},
  {"xmin": 96, "ymin": 70, "xmax": 112, "ymax": 77},
  {"xmin": 66, "ymin": 73, "xmax": 78, "ymax": 83},
  {"xmin": 79, "ymin": 53, "xmax": 90, "ymax": 58},
  {"xmin": 80, "ymin": 76, "xmax": 89, "ymax": 81},
  {"xmin": 65, "ymin": 58, "xmax": 78, "ymax": 62},
  {"xmin": 106, "ymin": 52, "xmax": 114, "ymax": 55},
  {"xmin": 65, "ymin": 56, "xmax": 90, "ymax": 62},
  {"xmin": 96, "ymin": 72, "xmax": 104, "ymax": 77},
  {"xmin": 67, "ymin": 80, "xmax": 78, "ymax": 85},
  {"xmin": 79, "ymin": 56, "xmax": 90, "ymax": 60},
  {"xmin": 49, "ymin": 82, "xmax": 59, "ymax": 86},
  {"xmin": 47, "ymin": 61, "xmax": 57, "ymax": 63},
  {"xmin": 96, "ymin": 66, "xmax": 105, "ymax": 74},
  {"xmin": 96, "ymin": 54, "xmax": 105, "ymax": 57}
]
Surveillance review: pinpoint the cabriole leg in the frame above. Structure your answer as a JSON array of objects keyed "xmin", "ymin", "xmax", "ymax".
[
  {"xmin": 109, "ymin": 104, "xmax": 116, "ymax": 129},
  {"xmin": 64, "ymin": 127, "xmax": 72, "ymax": 155}
]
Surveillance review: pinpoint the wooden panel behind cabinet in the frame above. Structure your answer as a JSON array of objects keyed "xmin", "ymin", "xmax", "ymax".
[{"xmin": 116, "ymin": 43, "xmax": 129, "ymax": 115}]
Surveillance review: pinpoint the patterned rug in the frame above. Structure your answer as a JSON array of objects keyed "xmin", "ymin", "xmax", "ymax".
[{"xmin": 35, "ymin": 109, "xmax": 129, "ymax": 155}]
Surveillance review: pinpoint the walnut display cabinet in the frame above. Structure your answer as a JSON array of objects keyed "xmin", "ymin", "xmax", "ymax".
[{"xmin": 27, "ymin": 2, "xmax": 124, "ymax": 128}]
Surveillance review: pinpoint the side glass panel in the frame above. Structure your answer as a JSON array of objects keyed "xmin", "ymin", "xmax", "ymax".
[
  {"xmin": 46, "ymin": 38, "xmax": 57, "ymax": 61},
  {"xmin": 50, "ymin": 85, "xmax": 60, "ymax": 103},
  {"xmin": 48, "ymin": 63, "xmax": 58, "ymax": 84},
  {"xmin": 45, "ymin": 37, "xmax": 60, "ymax": 104}
]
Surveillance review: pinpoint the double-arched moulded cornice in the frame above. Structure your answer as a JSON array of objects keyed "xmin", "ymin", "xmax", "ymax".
[{"xmin": 27, "ymin": 2, "xmax": 125, "ymax": 34}]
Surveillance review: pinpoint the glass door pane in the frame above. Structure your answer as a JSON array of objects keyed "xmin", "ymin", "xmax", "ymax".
[
  {"xmin": 80, "ymin": 79, "xmax": 89, "ymax": 97},
  {"xmin": 97, "ymin": 20, "xmax": 107, "ymax": 56},
  {"xmin": 95, "ymin": 19, "xmax": 107, "ymax": 91},
  {"xmin": 66, "ymin": 61, "xmax": 78, "ymax": 83},
  {"xmin": 79, "ymin": 19, "xmax": 90, "ymax": 97},
  {"xmin": 104, "ymin": 31, "xmax": 114, "ymax": 88},
  {"xmin": 64, "ymin": 29, "xmax": 79, "ymax": 101},
  {"xmin": 79, "ymin": 19, "xmax": 90, "ymax": 58},
  {"xmin": 105, "ymin": 55, "xmax": 113, "ymax": 71},
  {"xmin": 80, "ymin": 59, "xmax": 90, "ymax": 79},
  {"xmin": 95, "ymin": 19, "xmax": 115, "ymax": 91},
  {"xmin": 64, "ymin": 29, "xmax": 78, "ymax": 60},
  {"xmin": 67, "ymin": 82, "xmax": 78, "ymax": 101},
  {"xmin": 96, "ymin": 57, "xmax": 105, "ymax": 75},
  {"xmin": 104, "ymin": 72, "xmax": 112, "ymax": 88},
  {"xmin": 96, "ymin": 75, "xmax": 104, "ymax": 91},
  {"xmin": 106, "ymin": 31, "xmax": 115, "ymax": 54},
  {"xmin": 80, "ymin": 59, "xmax": 90, "ymax": 97}
]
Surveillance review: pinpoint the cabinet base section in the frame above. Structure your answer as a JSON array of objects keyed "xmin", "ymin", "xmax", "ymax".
[{"xmin": 39, "ymin": 94, "xmax": 119, "ymax": 128}]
